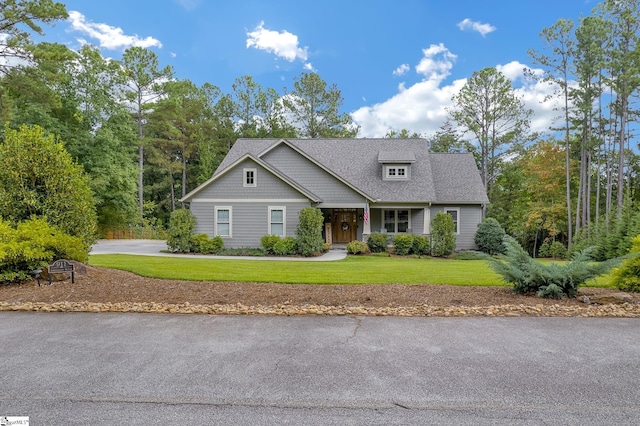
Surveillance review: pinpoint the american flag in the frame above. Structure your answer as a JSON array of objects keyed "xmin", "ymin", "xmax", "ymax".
[{"xmin": 363, "ymin": 202, "xmax": 369, "ymax": 224}]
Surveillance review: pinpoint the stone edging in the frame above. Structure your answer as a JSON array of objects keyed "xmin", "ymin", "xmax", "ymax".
[{"xmin": 1, "ymin": 301, "xmax": 640, "ymax": 317}]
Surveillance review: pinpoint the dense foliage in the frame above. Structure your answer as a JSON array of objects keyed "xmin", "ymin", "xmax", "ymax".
[
  {"xmin": 0, "ymin": 218, "xmax": 87, "ymax": 283},
  {"xmin": 295, "ymin": 208, "xmax": 324, "ymax": 257},
  {"xmin": 611, "ymin": 235, "xmax": 640, "ymax": 293},
  {"xmin": 474, "ymin": 218, "xmax": 506, "ymax": 255},
  {"xmin": 190, "ymin": 233, "xmax": 224, "ymax": 254},
  {"xmin": 166, "ymin": 209, "xmax": 196, "ymax": 252},
  {"xmin": 346, "ymin": 240, "xmax": 369, "ymax": 255},
  {"xmin": 0, "ymin": 125, "xmax": 97, "ymax": 248},
  {"xmin": 431, "ymin": 213, "xmax": 456, "ymax": 257},
  {"xmin": 392, "ymin": 234, "xmax": 415, "ymax": 256},
  {"xmin": 488, "ymin": 236, "xmax": 616, "ymax": 299},
  {"xmin": 367, "ymin": 232, "xmax": 388, "ymax": 253}
]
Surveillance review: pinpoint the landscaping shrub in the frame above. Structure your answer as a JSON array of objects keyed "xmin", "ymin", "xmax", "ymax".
[
  {"xmin": 392, "ymin": 234, "xmax": 414, "ymax": 256},
  {"xmin": 261, "ymin": 234, "xmax": 281, "ymax": 255},
  {"xmin": 611, "ymin": 235, "xmax": 640, "ymax": 293},
  {"xmin": 411, "ymin": 235, "xmax": 431, "ymax": 256},
  {"xmin": 0, "ymin": 218, "xmax": 87, "ymax": 283},
  {"xmin": 273, "ymin": 236, "xmax": 298, "ymax": 256},
  {"xmin": 431, "ymin": 212, "xmax": 456, "ymax": 257},
  {"xmin": 549, "ymin": 241, "xmax": 567, "ymax": 259},
  {"xmin": 367, "ymin": 232, "xmax": 388, "ymax": 253},
  {"xmin": 346, "ymin": 240, "xmax": 369, "ymax": 255},
  {"xmin": 295, "ymin": 207, "xmax": 324, "ymax": 257},
  {"xmin": 474, "ymin": 217, "xmax": 506, "ymax": 255},
  {"xmin": 487, "ymin": 236, "xmax": 617, "ymax": 299},
  {"xmin": 190, "ymin": 233, "xmax": 223, "ymax": 254},
  {"xmin": 537, "ymin": 240, "xmax": 551, "ymax": 258},
  {"xmin": 167, "ymin": 208, "xmax": 196, "ymax": 252},
  {"xmin": 452, "ymin": 251, "xmax": 484, "ymax": 260}
]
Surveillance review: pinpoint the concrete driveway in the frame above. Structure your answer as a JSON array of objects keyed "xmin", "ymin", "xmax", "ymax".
[
  {"xmin": 2, "ymin": 313, "xmax": 640, "ymax": 425},
  {"xmin": 90, "ymin": 239, "xmax": 347, "ymax": 261}
]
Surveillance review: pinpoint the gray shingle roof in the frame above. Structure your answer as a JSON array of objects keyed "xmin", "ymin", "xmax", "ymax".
[{"xmin": 214, "ymin": 138, "xmax": 488, "ymax": 204}]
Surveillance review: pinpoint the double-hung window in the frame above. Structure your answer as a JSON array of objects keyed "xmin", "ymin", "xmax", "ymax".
[
  {"xmin": 383, "ymin": 210, "xmax": 410, "ymax": 233},
  {"xmin": 268, "ymin": 207, "xmax": 285, "ymax": 237},
  {"xmin": 444, "ymin": 208, "xmax": 460, "ymax": 234},
  {"xmin": 215, "ymin": 206, "xmax": 232, "ymax": 237}
]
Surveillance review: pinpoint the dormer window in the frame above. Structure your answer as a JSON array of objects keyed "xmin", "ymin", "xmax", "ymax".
[
  {"xmin": 385, "ymin": 165, "xmax": 408, "ymax": 180},
  {"xmin": 378, "ymin": 150, "xmax": 414, "ymax": 181},
  {"xmin": 243, "ymin": 168, "xmax": 257, "ymax": 187}
]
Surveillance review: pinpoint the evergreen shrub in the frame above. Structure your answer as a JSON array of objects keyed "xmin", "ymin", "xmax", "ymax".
[
  {"xmin": 167, "ymin": 209, "xmax": 196, "ymax": 252},
  {"xmin": 261, "ymin": 235, "xmax": 281, "ymax": 255},
  {"xmin": 346, "ymin": 240, "xmax": 369, "ymax": 255},
  {"xmin": 274, "ymin": 236, "xmax": 298, "ymax": 256},
  {"xmin": 474, "ymin": 217, "xmax": 506, "ymax": 255},
  {"xmin": 295, "ymin": 208, "xmax": 324, "ymax": 257},
  {"xmin": 367, "ymin": 232, "xmax": 388, "ymax": 253},
  {"xmin": 612, "ymin": 235, "xmax": 640, "ymax": 293},
  {"xmin": 411, "ymin": 235, "xmax": 431, "ymax": 256},
  {"xmin": 392, "ymin": 234, "xmax": 414, "ymax": 256},
  {"xmin": 431, "ymin": 212, "xmax": 456, "ymax": 257}
]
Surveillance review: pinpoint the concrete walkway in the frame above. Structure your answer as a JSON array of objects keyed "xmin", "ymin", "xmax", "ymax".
[{"xmin": 90, "ymin": 239, "xmax": 347, "ymax": 261}]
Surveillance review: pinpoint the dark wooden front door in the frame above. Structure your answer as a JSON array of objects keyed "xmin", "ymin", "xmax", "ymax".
[{"xmin": 334, "ymin": 209, "xmax": 357, "ymax": 243}]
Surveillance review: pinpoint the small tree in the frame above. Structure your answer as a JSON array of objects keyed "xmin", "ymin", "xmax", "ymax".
[
  {"xmin": 295, "ymin": 207, "xmax": 324, "ymax": 256},
  {"xmin": 474, "ymin": 217, "xmax": 506, "ymax": 255},
  {"xmin": 167, "ymin": 208, "xmax": 196, "ymax": 252},
  {"xmin": 431, "ymin": 212, "xmax": 456, "ymax": 257}
]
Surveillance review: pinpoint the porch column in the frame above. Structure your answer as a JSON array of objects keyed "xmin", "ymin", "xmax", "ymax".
[
  {"xmin": 423, "ymin": 207, "xmax": 431, "ymax": 235},
  {"xmin": 362, "ymin": 201, "xmax": 371, "ymax": 241}
]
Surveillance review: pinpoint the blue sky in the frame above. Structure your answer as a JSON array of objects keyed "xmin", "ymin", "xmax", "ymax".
[{"xmin": 43, "ymin": 0, "xmax": 598, "ymax": 137}]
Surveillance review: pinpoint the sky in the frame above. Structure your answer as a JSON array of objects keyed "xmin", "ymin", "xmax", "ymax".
[{"xmin": 40, "ymin": 0, "xmax": 599, "ymax": 138}]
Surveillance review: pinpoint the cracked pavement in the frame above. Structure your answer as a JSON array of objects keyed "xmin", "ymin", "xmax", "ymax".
[{"xmin": 2, "ymin": 313, "xmax": 640, "ymax": 425}]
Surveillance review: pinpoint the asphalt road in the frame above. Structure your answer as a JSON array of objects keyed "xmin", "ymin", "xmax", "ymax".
[{"xmin": 2, "ymin": 313, "xmax": 640, "ymax": 425}]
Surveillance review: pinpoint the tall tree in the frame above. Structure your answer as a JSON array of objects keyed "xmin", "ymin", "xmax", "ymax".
[
  {"xmin": 528, "ymin": 18, "xmax": 576, "ymax": 246},
  {"xmin": 595, "ymin": 0, "xmax": 640, "ymax": 217},
  {"xmin": 121, "ymin": 46, "xmax": 173, "ymax": 221},
  {"xmin": 284, "ymin": 72, "xmax": 358, "ymax": 138},
  {"xmin": 449, "ymin": 67, "xmax": 533, "ymax": 206},
  {"xmin": 231, "ymin": 75, "xmax": 295, "ymax": 138},
  {"xmin": 426, "ymin": 119, "xmax": 474, "ymax": 153},
  {"xmin": 0, "ymin": 0, "xmax": 68, "ymax": 75}
]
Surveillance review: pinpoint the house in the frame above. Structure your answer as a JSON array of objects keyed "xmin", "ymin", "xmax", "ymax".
[{"xmin": 180, "ymin": 138, "xmax": 489, "ymax": 250}]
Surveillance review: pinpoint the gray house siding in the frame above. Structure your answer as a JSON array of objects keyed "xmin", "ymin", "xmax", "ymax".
[
  {"xmin": 196, "ymin": 159, "xmax": 304, "ymax": 200},
  {"xmin": 262, "ymin": 144, "xmax": 364, "ymax": 204},
  {"xmin": 191, "ymin": 200, "xmax": 310, "ymax": 248},
  {"xmin": 431, "ymin": 205, "xmax": 482, "ymax": 250}
]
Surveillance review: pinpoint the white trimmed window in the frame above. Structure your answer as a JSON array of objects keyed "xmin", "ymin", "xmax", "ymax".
[
  {"xmin": 383, "ymin": 210, "xmax": 410, "ymax": 233},
  {"xmin": 385, "ymin": 165, "xmax": 408, "ymax": 180},
  {"xmin": 268, "ymin": 206, "xmax": 286, "ymax": 237},
  {"xmin": 444, "ymin": 208, "xmax": 460, "ymax": 234},
  {"xmin": 243, "ymin": 168, "xmax": 257, "ymax": 187},
  {"xmin": 215, "ymin": 206, "xmax": 232, "ymax": 237}
]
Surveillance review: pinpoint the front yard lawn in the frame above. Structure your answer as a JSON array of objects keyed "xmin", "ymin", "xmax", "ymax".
[
  {"xmin": 89, "ymin": 254, "xmax": 507, "ymax": 285},
  {"xmin": 88, "ymin": 254, "xmax": 615, "ymax": 287}
]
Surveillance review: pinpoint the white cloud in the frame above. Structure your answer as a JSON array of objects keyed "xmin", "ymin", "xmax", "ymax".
[
  {"xmin": 67, "ymin": 11, "xmax": 162, "ymax": 50},
  {"xmin": 393, "ymin": 64, "xmax": 410, "ymax": 76},
  {"xmin": 246, "ymin": 21, "xmax": 309, "ymax": 63},
  {"xmin": 415, "ymin": 43, "xmax": 457, "ymax": 83},
  {"xmin": 352, "ymin": 46, "xmax": 563, "ymax": 138},
  {"xmin": 457, "ymin": 18, "xmax": 496, "ymax": 37}
]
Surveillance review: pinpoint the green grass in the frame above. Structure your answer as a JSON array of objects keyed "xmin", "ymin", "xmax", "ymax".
[
  {"xmin": 89, "ymin": 254, "xmax": 616, "ymax": 287},
  {"xmin": 89, "ymin": 254, "xmax": 507, "ymax": 286}
]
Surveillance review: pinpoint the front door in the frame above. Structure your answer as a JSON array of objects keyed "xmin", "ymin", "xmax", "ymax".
[{"xmin": 333, "ymin": 209, "xmax": 357, "ymax": 243}]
